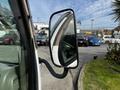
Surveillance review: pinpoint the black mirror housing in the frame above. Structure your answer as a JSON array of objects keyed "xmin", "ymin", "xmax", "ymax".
[{"xmin": 49, "ymin": 9, "xmax": 79, "ymax": 68}]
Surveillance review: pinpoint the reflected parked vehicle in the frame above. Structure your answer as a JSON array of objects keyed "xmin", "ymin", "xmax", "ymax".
[
  {"xmin": 88, "ymin": 36, "xmax": 102, "ymax": 46},
  {"xmin": 77, "ymin": 33, "xmax": 89, "ymax": 46}
]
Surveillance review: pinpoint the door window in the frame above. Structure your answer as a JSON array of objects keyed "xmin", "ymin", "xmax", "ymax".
[{"xmin": 0, "ymin": 0, "xmax": 27, "ymax": 90}]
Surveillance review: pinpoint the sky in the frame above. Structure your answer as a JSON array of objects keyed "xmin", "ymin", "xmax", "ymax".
[{"xmin": 29, "ymin": 0, "xmax": 118, "ymax": 29}]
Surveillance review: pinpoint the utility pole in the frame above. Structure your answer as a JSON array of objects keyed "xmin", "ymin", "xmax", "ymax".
[
  {"xmin": 77, "ymin": 20, "xmax": 81, "ymax": 33},
  {"xmin": 91, "ymin": 19, "xmax": 94, "ymax": 30}
]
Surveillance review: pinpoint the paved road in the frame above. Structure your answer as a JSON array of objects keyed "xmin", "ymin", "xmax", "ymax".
[
  {"xmin": 37, "ymin": 44, "xmax": 107, "ymax": 90},
  {"xmin": 79, "ymin": 44, "xmax": 107, "ymax": 64},
  {"xmin": 38, "ymin": 46, "xmax": 73, "ymax": 90}
]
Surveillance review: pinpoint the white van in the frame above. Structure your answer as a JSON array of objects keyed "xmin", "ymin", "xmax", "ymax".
[{"xmin": 103, "ymin": 35, "xmax": 120, "ymax": 43}]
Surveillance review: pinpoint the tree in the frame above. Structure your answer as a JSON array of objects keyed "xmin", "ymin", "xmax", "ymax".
[{"xmin": 112, "ymin": 0, "xmax": 120, "ymax": 24}]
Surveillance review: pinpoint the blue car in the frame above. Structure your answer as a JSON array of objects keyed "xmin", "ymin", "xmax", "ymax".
[{"xmin": 88, "ymin": 36, "xmax": 102, "ymax": 46}]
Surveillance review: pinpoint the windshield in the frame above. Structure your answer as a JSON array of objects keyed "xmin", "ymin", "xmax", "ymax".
[
  {"xmin": 37, "ymin": 34, "xmax": 47, "ymax": 39},
  {"xmin": 89, "ymin": 37, "xmax": 100, "ymax": 41},
  {"xmin": 29, "ymin": 0, "xmax": 120, "ymax": 90}
]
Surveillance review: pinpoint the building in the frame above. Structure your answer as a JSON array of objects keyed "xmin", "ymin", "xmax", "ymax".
[
  {"xmin": 76, "ymin": 23, "xmax": 81, "ymax": 33},
  {"xmin": 33, "ymin": 22, "xmax": 49, "ymax": 36},
  {"xmin": 33, "ymin": 22, "xmax": 49, "ymax": 30}
]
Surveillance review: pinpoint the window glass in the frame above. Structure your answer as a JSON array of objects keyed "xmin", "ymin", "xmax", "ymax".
[
  {"xmin": 0, "ymin": 1, "xmax": 20, "ymax": 64},
  {"xmin": 0, "ymin": 0, "xmax": 26, "ymax": 90}
]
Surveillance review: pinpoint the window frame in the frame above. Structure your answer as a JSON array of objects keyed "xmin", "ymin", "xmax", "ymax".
[{"xmin": 9, "ymin": 0, "xmax": 39, "ymax": 90}]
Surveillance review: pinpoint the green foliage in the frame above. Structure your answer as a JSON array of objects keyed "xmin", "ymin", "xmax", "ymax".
[
  {"xmin": 105, "ymin": 42, "xmax": 120, "ymax": 65},
  {"xmin": 112, "ymin": 0, "xmax": 120, "ymax": 23}
]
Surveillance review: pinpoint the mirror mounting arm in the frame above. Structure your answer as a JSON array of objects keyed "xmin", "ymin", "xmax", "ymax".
[{"xmin": 39, "ymin": 57, "xmax": 69, "ymax": 79}]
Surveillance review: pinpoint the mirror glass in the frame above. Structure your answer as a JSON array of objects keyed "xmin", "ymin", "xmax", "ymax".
[
  {"xmin": 58, "ymin": 18, "xmax": 77, "ymax": 65},
  {"xmin": 49, "ymin": 9, "xmax": 78, "ymax": 68}
]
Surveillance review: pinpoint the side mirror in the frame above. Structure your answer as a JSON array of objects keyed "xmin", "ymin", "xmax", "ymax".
[{"xmin": 49, "ymin": 9, "xmax": 79, "ymax": 68}]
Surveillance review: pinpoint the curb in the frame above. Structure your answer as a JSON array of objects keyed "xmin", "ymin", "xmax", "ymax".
[{"xmin": 78, "ymin": 65, "xmax": 86, "ymax": 90}]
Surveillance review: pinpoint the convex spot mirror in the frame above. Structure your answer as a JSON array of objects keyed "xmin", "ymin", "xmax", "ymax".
[{"xmin": 49, "ymin": 9, "xmax": 79, "ymax": 68}]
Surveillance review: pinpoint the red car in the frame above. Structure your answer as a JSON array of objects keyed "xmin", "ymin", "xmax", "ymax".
[{"xmin": 0, "ymin": 30, "xmax": 19, "ymax": 45}]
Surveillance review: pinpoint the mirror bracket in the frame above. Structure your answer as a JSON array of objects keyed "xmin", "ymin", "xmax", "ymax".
[{"xmin": 39, "ymin": 57, "xmax": 69, "ymax": 79}]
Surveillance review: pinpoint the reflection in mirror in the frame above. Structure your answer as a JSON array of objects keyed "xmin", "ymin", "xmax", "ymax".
[{"xmin": 58, "ymin": 18, "xmax": 77, "ymax": 65}]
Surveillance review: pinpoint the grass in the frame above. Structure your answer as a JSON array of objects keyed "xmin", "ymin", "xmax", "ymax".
[{"xmin": 83, "ymin": 59, "xmax": 120, "ymax": 90}]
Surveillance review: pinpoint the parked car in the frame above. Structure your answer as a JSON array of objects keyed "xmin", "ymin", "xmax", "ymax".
[
  {"xmin": 88, "ymin": 36, "xmax": 102, "ymax": 46},
  {"xmin": 35, "ymin": 33, "xmax": 48, "ymax": 46},
  {"xmin": 102, "ymin": 35, "xmax": 120, "ymax": 44},
  {"xmin": 0, "ymin": 30, "xmax": 19, "ymax": 45},
  {"xmin": 102, "ymin": 35, "xmax": 112, "ymax": 43},
  {"xmin": 77, "ymin": 33, "xmax": 89, "ymax": 46}
]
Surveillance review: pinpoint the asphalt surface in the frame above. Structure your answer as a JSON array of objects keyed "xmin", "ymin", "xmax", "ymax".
[
  {"xmin": 79, "ymin": 44, "xmax": 107, "ymax": 64},
  {"xmin": 37, "ymin": 44, "xmax": 108, "ymax": 90}
]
